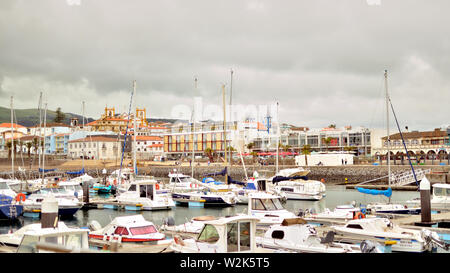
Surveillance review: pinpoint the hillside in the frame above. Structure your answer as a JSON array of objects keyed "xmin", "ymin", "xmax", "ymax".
[{"xmin": 0, "ymin": 106, "xmax": 94, "ymax": 127}]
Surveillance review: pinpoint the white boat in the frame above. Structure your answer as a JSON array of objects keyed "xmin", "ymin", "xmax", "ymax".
[
  {"xmin": 247, "ymin": 192, "xmax": 298, "ymax": 226},
  {"xmin": 0, "ymin": 179, "xmax": 21, "ymax": 199},
  {"xmin": 166, "ymin": 171, "xmax": 205, "ymax": 192},
  {"xmin": 160, "ymin": 215, "xmax": 217, "ymax": 236},
  {"xmin": 170, "ymin": 215, "xmax": 274, "ymax": 253},
  {"xmin": 302, "ymin": 204, "xmax": 366, "ymax": 222},
  {"xmin": 271, "ymin": 168, "xmax": 325, "ymax": 201},
  {"xmin": 116, "ymin": 177, "xmax": 175, "ymax": 210},
  {"xmin": 22, "ymin": 188, "xmax": 83, "ymax": 218},
  {"xmin": 365, "ymin": 202, "xmax": 421, "ymax": 215},
  {"xmin": 88, "ymin": 215, "xmax": 167, "ymax": 243},
  {"xmin": 256, "ymin": 218, "xmax": 367, "ymax": 253},
  {"xmin": 407, "ymin": 183, "xmax": 450, "ymax": 210},
  {"xmin": 232, "ymin": 177, "xmax": 286, "ymax": 204},
  {"xmin": 0, "ymin": 221, "xmax": 90, "ymax": 253},
  {"xmin": 171, "ymin": 190, "xmax": 236, "ymax": 207},
  {"xmin": 58, "ymin": 180, "xmax": 84, "ymax": 201},
  {"xmin": 331, "ymin": 218, "xmax": 438, "ymax": 252}
]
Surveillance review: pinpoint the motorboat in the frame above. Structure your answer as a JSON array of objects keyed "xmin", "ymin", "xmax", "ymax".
[
  {"xmin": 3, "ymin": 222, "xmax": 90, "ymax": 253},
  {"xmin": 271, "ymin": 168, "xmax": 325, "ymax": 201},
  {"xmin": 231, "ymin": 176, "xmax": 286, "ymax": 204},
  {"xmin": 58, "ymin": 180, "xmax": 84, "ymax": 201},
  {"xmin": 169, "ymin": 215, "xmax": 274, "ymax": 253},
  {"xmin": 160, "ymin": 215, "xmax": 216, "ymax": 236},
  {"xmin": 247, "ymin": 192, "xmax": 298, "ymax": 226},
  {"xmin": 365, "ymin": 202, "xmax": 421, "ymax": 215},
  {"xmin": 88, "ymin": 215, "xmax": 166, "ymax": 243},
  {"xmin": 171, "ymin": 190, "xmax": 236, "ymax": 207},
  {"xmin": 407, "ymin": 183, "xmax": 450, "ymax": 210},
  {"xmin": 256, "ymin": 218, "xmax": 368, "ymax": 253},
  {"xmin": 0, "ymin": 194, "xmax": 23, "ymax": 220},
  {"xmin": 331, "ymin": 217, "xmax": 442, "ymax": 252},
  {"xmin": 166, "ymin": 170, "xmax": 205, "ymax": 192},
  {"xmin": 22, "ymin": 187, "xmax": 83, "ymax": 218},
  {"xmin": 0, "ymin": 221, "xmax": 89, "ymax": 249},
  {"xmin": 301, "ymin": 204, "xmax": 367, "ymax": 223},
  {"xmin": 116, "ymin": 176, "xmax": 175, "ymax": 210}
]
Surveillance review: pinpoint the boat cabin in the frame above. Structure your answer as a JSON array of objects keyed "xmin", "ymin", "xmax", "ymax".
[
  {"xmin": 171, "ymin": 215, "xmax": 260, "ymax": 253},
  {"xmin": 432, "ymin": 183, "xmax": 450, "ymax": 201},
  {"xmin": 15, "ymin": 223, "xmax": 90, "ymax": 253}
]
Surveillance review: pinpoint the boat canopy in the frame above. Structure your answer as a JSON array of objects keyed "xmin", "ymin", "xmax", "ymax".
[
  {"xmin": 203, "ymin": 167, "xmax": 227, "ymax": 177},
  {"xmin": 66, "ymin": 168, "xmax": 85, "ymax": 175},
  {"xmin": 39, "ymin": 168, "xmax": 57, "ymax": 173},
  {"xmin": 356, "ymin": 187, "xmax": 392, "ymax": 198},
  {"xmin": 272, "ymin": 175, "xmax": 308, "ymax": 183}
]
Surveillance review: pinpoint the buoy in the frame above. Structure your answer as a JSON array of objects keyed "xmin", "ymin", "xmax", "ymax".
[
  {"xmin": 353, "ymin": 212, "xmax": 365, "ymax": 219},
  {"xmin": 155, "ymin": 183, "xmax": 160, "ymax": 190},
  {"xmin": 15, "ymin": 193, "xmax": 26, "ymax": 202}
]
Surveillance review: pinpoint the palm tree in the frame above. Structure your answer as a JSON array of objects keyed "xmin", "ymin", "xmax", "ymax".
[
  {"xmin": 301, "ymin": 144, "xmax": 311, "ymax": 166},
  {"xmin": 204, "ymin": 147, "xmax": 214, "ymax": 162},
  {"xmin": 323, "ymin": 137, "xmax": 332, "ymax": 152},
  {"xmin": 26, "ymin": 142, "xmax": 33, "ymax": 158},
  {"xmin": 5, "ymin": 141, "xmax": 12, "ymax": 159}
]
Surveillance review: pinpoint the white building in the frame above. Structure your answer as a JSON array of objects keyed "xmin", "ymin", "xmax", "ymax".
[{"xmin": 68, "ymin": 135, "xmax": 122, "ymax": 160}]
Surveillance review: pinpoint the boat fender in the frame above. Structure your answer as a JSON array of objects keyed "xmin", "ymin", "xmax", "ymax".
[
  {"xmin": 15, "ymin": 193, "xmax": 26, "ymax": 202},
  {"xmin": 174, "ymin": 235, "xmax": 185, "ymax": 246},
  {"xmin": 360, "ymin": 208, "xmax": 367, "ymax": 215},
  {"xmin": 353, "ymin": 212, "xmax": 365, "ymax": 219},
  {"xmin": 74, "ymin": 192, "xmax": 78, "ymax": 198},
  {"xmin": 89, "ymin": 220, "xmax": 102, "ymax": 231},
  {"xmin": 155, "ymin": 184, "xmax": 160, "ymax": 190}
]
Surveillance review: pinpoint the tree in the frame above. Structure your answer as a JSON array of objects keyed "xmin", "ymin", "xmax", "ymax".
[
  {"xmin": 5, "ymin": 141, "xmax": 12, "ymax": 159},
  {"xmin": 54, "ymin": 107, "xmax": 66, "ymax": 123},
  {"xmin": 301, "ymin": 144, "xmax": 311, "ymax": 166},
  {"xmin": 204, "ymin": 148, "xmax": 214, "ymax": 162},
  {"xmin": 323, "ymin": 137, "xmax": 332, "ymax": 152},
  {"xmin": 26, "ymin": 142, "xmax": 32, "ymax": 158},
  {"xmin": 329, "ymin": 124, "xmax": 336, "ymax": 129},
  {"xmin": 246, "ymin": 142, "xmax": 255, "ymax": 150}
]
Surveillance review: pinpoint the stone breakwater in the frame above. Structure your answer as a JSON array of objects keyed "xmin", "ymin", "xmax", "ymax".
[{"xmin": 2, "ymin": 165, "xmax": 449, "ymax": 185}]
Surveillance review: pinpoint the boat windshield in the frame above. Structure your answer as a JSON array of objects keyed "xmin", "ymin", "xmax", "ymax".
[
  {"xmin": 252, "ymin": 198, "xmax": 284, "ymax": 211},
  {"xmin": 197, "ymin": 224, "xmax": 220, "ymax": 243},
  {"xmin": 434, "ymin": 187, "xmax": 450, "ymax": 197},
  {"xmin": 130, "ymin": 225, "xmax": 157, "ymax": 235},
  {"xmin": 179, "ymin": 177, "xmax": 191, "ymax": 183},
  {"xmin": 0, "ymin": 182, "xmax": 9, "ymax": 190}
]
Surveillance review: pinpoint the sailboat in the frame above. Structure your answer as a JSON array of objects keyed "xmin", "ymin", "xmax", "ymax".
[{"xmin": 357, "ymin": 70, "xmax": 420, "ymax": 215}]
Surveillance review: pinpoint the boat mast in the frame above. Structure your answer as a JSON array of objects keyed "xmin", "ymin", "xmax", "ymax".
[
  {"xmin": 133, "ymin": 80, "xmax": 137, "ymax": 176},
  {"xmin": 385, "ymin": 70, "xmax": 391, "ymax": 202},
  {"xmin": 191, "ymin": 77, "xmax": 197, "ymax": 178},
  {"xmin": 82, "ymin": 101, "xmax": 85, "ymax": 172},
  {"xmin": 38, "ymin": 92, "xmax": 42, "ymax": 180},
  {"xmin": 229, "ymin": 69, "xmax": 233, "ymax": 167},
  {"xmin": 276, "ymin": 101, "xmax": 280, "ymax": 174},
  {"xmin": 42, "ymin": 102, "xmax": 47, "ymax": 184},
  {"xmin": 222, "ymin": 84, "xmax": 228, "ymax": 184},
  {"xmin": 10, "ymin": 96, "xmax": 14, "ymax": 180}
]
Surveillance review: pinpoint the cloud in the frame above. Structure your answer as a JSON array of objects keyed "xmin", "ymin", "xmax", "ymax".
[{"xmin": 0, "ymin": 0, "xmax": 449, "ymax": 131}]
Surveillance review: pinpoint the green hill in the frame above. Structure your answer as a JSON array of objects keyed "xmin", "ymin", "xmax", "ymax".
[{"xmin": 0, "ymin": 106, "xmax": 94, "ymax": 127}]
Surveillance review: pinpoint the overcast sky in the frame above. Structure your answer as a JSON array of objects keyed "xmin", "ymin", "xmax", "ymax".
[{"xmin": 1, "ymin": 0, "xmax": 449, "ymax": 131}]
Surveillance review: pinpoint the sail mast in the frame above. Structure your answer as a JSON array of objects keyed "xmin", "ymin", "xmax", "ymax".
[
  {"xmin": 82, "ymin": 101, "xmax": 85, "ymax": 171},
  {"xmin": 42, "ymin": 102, "xmax": 47, "ymax": 184},
  {"xmin": 10, "ymin": 96, "xmax": 14, "ymax": 180},
  {"xmin": 276, "ymin": 101, "xmax": 280, "ymax": 174},
  {"xmin": 385, "ymin": 70, "xmax": 391, "ymax": 202},
  {"xmin": 222, "ymin": 84, "xmax": 228, "ymax": 184},
  {"xmin": 191, "ymin": 77, "xmax": 197, "ymax": 178},
  {"xmin": 133, "ymin": 80, "xmax": 137, "ymax": 175}
]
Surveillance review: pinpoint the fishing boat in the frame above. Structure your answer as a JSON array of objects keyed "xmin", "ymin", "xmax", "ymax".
[
  {"xmin": 331, "ymin": 217, "xmax": 442, "ymax": 252},
  {"xmin": 0, "ymin": 194, "xmax": 23, "ymax": 221},
  {"xmin": 247, "ymin": 192, "xmax": 298, "ymax": 226},
  {"xmin": 88, "ymin": 215, "xmax": 166, "ymax": 243},
  {"xmin": 22, "ymin": 187, "xmax": 83, "ymax": 218},
  {"xmin": 255, "ymin": 218, "xmax": 370, "ymax": 253},
  {"xmin": 170, "ymin": 215, "xmax": 274, "ymax": 253},
  {"xmin": 301, "ymin": 204, "xmax": 368, "ymax": 223},
  {"xmin": 116, "ymin": 177, "xmax": 175, "ymax": 210}
]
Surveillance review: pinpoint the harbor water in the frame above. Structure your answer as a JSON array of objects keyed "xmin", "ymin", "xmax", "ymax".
[{"xmin": 0, "ymin": 185, "xmax": 420, "ymax": 233}]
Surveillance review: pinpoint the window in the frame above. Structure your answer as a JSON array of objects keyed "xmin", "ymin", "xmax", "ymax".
[
  {"xmin": 271, "ymin": 230, "xmax": 284, "ymax": 239},
  {"xmin": 130, "ymin": 225, "xmax": 157, "ymax": 235},
  {"xmin": 346, "ymin": 224, "xmax": 363, "ymax": 229},
  {"xmin": 227, "ymin": 223, "xmax": 239, "ymax": 252},
  {"xmin": 251, "ymin": 199, "xmax": 266, "ymax": 210},
  {"xmin": 114, "ymin": 226, "xmax": 129, "ymax": 235},
  {"xmin": 198, "ymin": 224, "xmax": 220, "ymax": 243}
]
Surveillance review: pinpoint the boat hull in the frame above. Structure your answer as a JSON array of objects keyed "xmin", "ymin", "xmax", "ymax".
[
  {"xmin": 172, "ymin": 193, "xmax": 235, "ymax": 207},
  {"xmin": 0, "ymin": 204, "xmax": 23, "ymax": 220}
]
